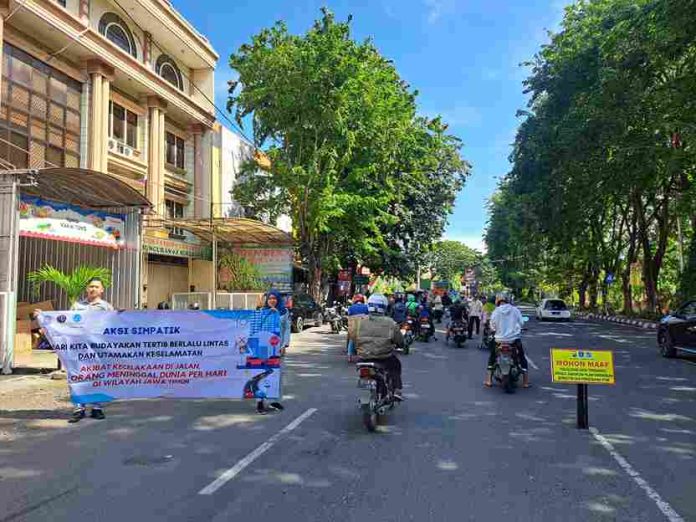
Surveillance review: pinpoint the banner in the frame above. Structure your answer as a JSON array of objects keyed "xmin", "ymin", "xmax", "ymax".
[
  {"xmin": 225, "ymin": 247, "xmax": 293, "ymax": 290},
  {"xmin": 19, "ymin": 196, "xmax": 126, "ymax": 249},
  {"xmin": 39, "ymin": 310, "xmax": 284, "ymax": 404},
  {"xmin": 550, "ymin": 348, "xmax": 615, "ymax": 385}
]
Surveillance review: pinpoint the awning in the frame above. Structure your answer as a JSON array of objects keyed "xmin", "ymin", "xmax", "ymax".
[
  {"xmin": 150, "ymin": 217, "xmax": 293, "ymax": 247},
  {"xmin": 0, "ymin": 168, "xmax": 152, "ymax": 210}
]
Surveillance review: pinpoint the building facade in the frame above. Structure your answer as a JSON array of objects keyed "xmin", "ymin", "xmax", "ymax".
[{"xmin": 0, "ymin": 0, "xmax": 219, "ymax": 308}]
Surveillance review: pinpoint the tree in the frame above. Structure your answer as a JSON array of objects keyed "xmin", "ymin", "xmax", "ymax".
[
  {"xmin": 426, "ymin": 240, "xmax": 479, "ymax": 283},
  {"xmin": 26, "ymin": 265, "xmax": 112, "ymax": 307},
  {"xmin": 486, "ymin": 0, "xmax": 696, "ymax": 314},
  {"xmin": 228, "ymin": 9, "xmax": 467, "ymax": 298}
]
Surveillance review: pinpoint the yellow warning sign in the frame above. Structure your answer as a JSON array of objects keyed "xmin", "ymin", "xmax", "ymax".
[{"xmin": 550, "ymin": 349, "xmax": 615, "ymax": 385}]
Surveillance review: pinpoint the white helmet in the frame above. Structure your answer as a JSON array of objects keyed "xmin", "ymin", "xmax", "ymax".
[{"xmin": 367, "ymin": 294, "xmax": 388, "ymax": 315}]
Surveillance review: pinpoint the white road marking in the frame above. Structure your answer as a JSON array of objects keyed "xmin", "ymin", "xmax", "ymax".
[
  {"xmin": 589, "ymin": 427, "xmax": 684, "ymax": 522},
  {"xmin": 525, "ymin": 354, "xmax": 539, "ymax": 370},
  {"xmin": 198, "ymin": 408, "xmax": 318, "ymax": 495}
]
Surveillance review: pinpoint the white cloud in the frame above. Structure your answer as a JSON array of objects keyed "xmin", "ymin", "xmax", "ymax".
[
  {"xmin": 442, "ymin": 232, "xmax": 488, "ymax": 253},
  {"xmin": 424, "ymin": 0, "xmax": 455, "ymax": 25}
]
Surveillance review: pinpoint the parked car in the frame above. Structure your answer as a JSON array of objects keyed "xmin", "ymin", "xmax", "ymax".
[
  {"xmin": 536, "ymin": 298, "xmax": 572, "ymax": 321},
  {"xmin": 288, "ymin": 292, "xmax": 324, "ymax": 332},
  {"xmin": 657, "ymin": 299, "xmax": 696, "ymax": 358}
]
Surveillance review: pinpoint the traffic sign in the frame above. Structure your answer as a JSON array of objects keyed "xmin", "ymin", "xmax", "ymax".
[{"xmin": 550, "ymin": 349, "xmax": 615, "ymax": 385}]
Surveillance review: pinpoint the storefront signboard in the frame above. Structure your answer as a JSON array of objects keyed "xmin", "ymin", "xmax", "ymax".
[
  {"xmin": 232, "ymin": 247, "xmax": 293, "ymax": 290},
  {"xmin": 144, "ymin": 235, "xmax": 212, "ymax": 260},
  {"xmin": 19, "ymin": 196, "xmax": 126, "ymax": 249}
]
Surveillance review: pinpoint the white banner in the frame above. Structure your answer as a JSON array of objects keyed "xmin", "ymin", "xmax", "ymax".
[
  {"xmin": 19, "ymin": 196, "xmax": 126, "ymax": 249},
  {"xmin": 39, "ymin": 310, "xmax": 283, "ymax": 403}
]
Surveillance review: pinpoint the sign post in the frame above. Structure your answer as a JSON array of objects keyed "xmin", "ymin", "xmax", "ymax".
[{"xmin": 550, "ymin": 348, "xmax": 615, "ymax": 429}]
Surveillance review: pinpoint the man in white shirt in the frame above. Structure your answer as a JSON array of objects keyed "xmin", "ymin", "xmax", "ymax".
[
  {"xmin": 484, "ymin": 294, "xmax": 529, "ymax": 388},
  {"xmin": 35, "ymin": 277, "xmax": 113, "ymax": 422},
  {"xmin": 467, "ymin": 296, "xmax": 483, "ymax": 338}
]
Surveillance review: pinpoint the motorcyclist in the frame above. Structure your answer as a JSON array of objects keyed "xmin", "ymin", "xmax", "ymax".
[
  {"xmin": 442, "ymin": 292, "xmax": 453, "ymax": 308},
  {"xmin": 348, "ymin": 294, "xmax": 369, "ymax": 316},
  {"xmin": 391, "ymin": 295, "xmax": 408, "ymax": 324},
  {"xmin": 430, "ymin": 293, "xmax": 444, "ymax": 323},
  {"xmin": 347, "ymin": 294, "xmax": 369, "ymax": 362},
  {"xmin": 418, "ymin": 304, "xmax": 438, "ymax": 341},
  {"xmin": 446, "ymin": 299, "xmax": 467, "ymax": 341},
  {"xmin": 406, "ymin": 294, "xmax": 419, "ymax": 318},
  {"xmin": 484, "ymin": 293, "xmax": 529, "ymax": 388},
  {"xmin": 349, "ymin": 297, "xmax": 404, "ymax": 400}
]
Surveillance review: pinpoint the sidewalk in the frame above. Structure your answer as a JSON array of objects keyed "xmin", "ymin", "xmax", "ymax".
[{"xmin": 575, "ymin": 311, "xmax": 659, "ymax": 330}]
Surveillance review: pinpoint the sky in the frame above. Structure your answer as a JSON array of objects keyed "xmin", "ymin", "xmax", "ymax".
[{"xmin": 174, "ymin": 0, "xmax": 570, "ymax": 252}]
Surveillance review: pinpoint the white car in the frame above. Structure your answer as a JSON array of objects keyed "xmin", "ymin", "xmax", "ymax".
[{"xmin": 536, "ymin": 299, "xmax": 572, "ymax": 321}]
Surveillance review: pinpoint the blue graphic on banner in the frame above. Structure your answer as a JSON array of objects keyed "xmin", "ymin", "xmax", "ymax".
[{"xmin": 39, "ymin": 310, "xmax": 283, "ymax": 404}]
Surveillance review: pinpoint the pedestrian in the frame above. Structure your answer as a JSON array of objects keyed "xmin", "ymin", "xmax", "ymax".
[
  {"xmin": 467, "ymin": 295, "xmax": 483, "ymax": 339},
  {"xmin": 35, "ymin": 277, "xmax": 113, "ymax": 423},
  {"xmin": 255, "ymin": 290, "xmax": 288, "ymax": 415}
]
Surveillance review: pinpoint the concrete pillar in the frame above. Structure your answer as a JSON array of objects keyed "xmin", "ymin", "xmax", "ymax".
[
  {"xmin": 88, "ymin": 73, "xmax": 102, "ymax": 171},
  {"xmin": 146, "ymin": 96, "xmax": 167, "ymax": 217},
  {"xmin": 100, "ymin": 76, "xmax": 110, "ymax": 173},
  {"xmin": 79, "ymin": 0, "xmax": 89, "ymax": 26},
  {"xmin": 191, "ymin": 124, "xmax": 206, "ymax": 218},
  {"xmin": 143, "ymin": 32, "xmax": 153, "ymax": 69},
  {"xmin": 85, "ymin": 60, "xmax": 114, "ymax": 173},
  {"xmin": 0, "ymin": 1, "xmax": 9, "ymax": 109}
]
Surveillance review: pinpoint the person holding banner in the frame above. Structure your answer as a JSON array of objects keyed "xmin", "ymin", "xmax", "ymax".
[
  {"xmin": 262, "ymin": 290, "xmax": 291, "ymax": 353},
  {"xmin": 256, "ymin": 290, "xmax": 288, "ymax": 414},
  {"xmin": 35, "ymin": 277, "xmax": 113, "ymax": 423}
]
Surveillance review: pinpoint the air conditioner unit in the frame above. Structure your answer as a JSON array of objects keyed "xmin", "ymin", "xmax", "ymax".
[{"xmin": 123, "ymin": 146, "xmax": 133, "ymax": 157}]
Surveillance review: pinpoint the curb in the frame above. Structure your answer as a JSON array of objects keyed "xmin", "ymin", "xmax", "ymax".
[{"xmin": 575, "ymin": 312, "xmax": 659, "ymax": 330}]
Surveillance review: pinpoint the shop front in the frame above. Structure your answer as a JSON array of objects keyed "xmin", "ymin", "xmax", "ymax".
[
  {"xmin": 141, "ymin": 232, "xmax": 212, "ymax": 308},
  {"xmin": 154, "ymin": 217, "xmax": 294, "ymax": 308},
  {"xmin": 0, "ymin": 168, "xmax": 150, "ymax": 374}
]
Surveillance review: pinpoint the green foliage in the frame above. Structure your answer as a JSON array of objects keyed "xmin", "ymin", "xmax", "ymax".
[
  {"xmin": 228, "ymin": 9, "xmax": 468, "ymax": 297},
  {"xmin": 218, "ymin": 251, "xmax": 265, "ymax": 291},
  {"xmin": 26, "ymin": 265, "xmax": 112, "ymax": 306},
  {"xmin": 486, "ymin": 0, "xmax": 696, "ymax": 312},
  {"xmin": 426, "ymin": 240, "xmax": 479, "ymax": 282}
]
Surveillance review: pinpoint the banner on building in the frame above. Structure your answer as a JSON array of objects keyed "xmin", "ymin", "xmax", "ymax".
[
  {"xmin": 231, "ymin": 247, "xmax": 293, "ymax": 290},
  {"xmin": 38, "ymin": 310, "xmax": 283, "ymax": 404},
  {"xmin": 19, "ymin": 196, "xmax": 126, "ymax": 249}
]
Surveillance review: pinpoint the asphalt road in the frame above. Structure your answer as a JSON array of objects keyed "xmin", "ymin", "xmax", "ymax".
[{"xmin": 1, "ymin": 310, "xmax": 694, "ymax": 522}]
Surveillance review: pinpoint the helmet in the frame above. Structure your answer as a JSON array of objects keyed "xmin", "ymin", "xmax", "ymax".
[
  {"xmin": 495, "ymin": 292, "xmax": 510, "ymax": 305},
  {"xmin": 352, "ymin": 294, "xmax": 365, "ymax": 304},
  {"xmin": 407, "ymin": 294, "xmax": 416, "ymax": 302},
  {"xmin": 367, "ymin": 294, "xmax": 388, "ymax": 315}
]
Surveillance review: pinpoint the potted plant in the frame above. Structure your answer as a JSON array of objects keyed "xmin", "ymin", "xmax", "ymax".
[{"xmin": 27, "ymin": 265, "xmax": 112, "ymax": 307}]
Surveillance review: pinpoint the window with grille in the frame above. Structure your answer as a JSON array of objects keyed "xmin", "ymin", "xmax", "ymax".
[
  {"xmin": 109, "ymin": 101, "xmax": 138, "ymax": 149},
  {"xmin": 0, "ymin": 44, "xmax": 81, "ymax": 169},
  {"xmin": 165, "ymin": 199, "xmax": 185, "ymax": 239},
  {"xmin": 165, "ymin": 131, "xmax": 185, "ymax": 170},
  {"xmin": 98, "ymin": 13, "xmax": 137, "ymax": 58},
  {"xmin": 156, "ymin": 55, "xmax": 183, "ymax": 91}
]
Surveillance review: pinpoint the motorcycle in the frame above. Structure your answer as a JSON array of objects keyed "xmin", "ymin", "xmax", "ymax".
[
  {"xmin": 356, "ymin": 361, "xmax": 398, "ymax": 432},
  {"xmin": 417, "ymin": 317, "xmax": 433, "ymax": 342},
  {"xmin": 325, "ymin": 304, "xmax": 343, "ymax": 334},
  {"xmin": 447, "ymin": 320, "xmax": 467, "ymax": 348},
  {"xmin": 433, "ymin": 308, "xmax": 444, "ymax": 324},
  {"xmin": 479, "ymin": 319, "xmax": 493, "ymax": 350},
  {"xmin": 492, "ymin": 342, "xmax": 523, "ymax": 393},
  {"xmin": 397, "ymin": 320, "xmax": 415, "ymax": 354}
]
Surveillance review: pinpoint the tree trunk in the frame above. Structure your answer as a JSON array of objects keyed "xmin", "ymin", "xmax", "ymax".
[
  {"xmin": 621, "ymin": 269, "xmax": 633, "ymax": 315},
  {"xmin": 578, "ymin": 278, "xmax": 588, "ymax": 310},
  {"xmin": 600, "ymin": 281, "xmax": 609, "ymax": 313}
]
